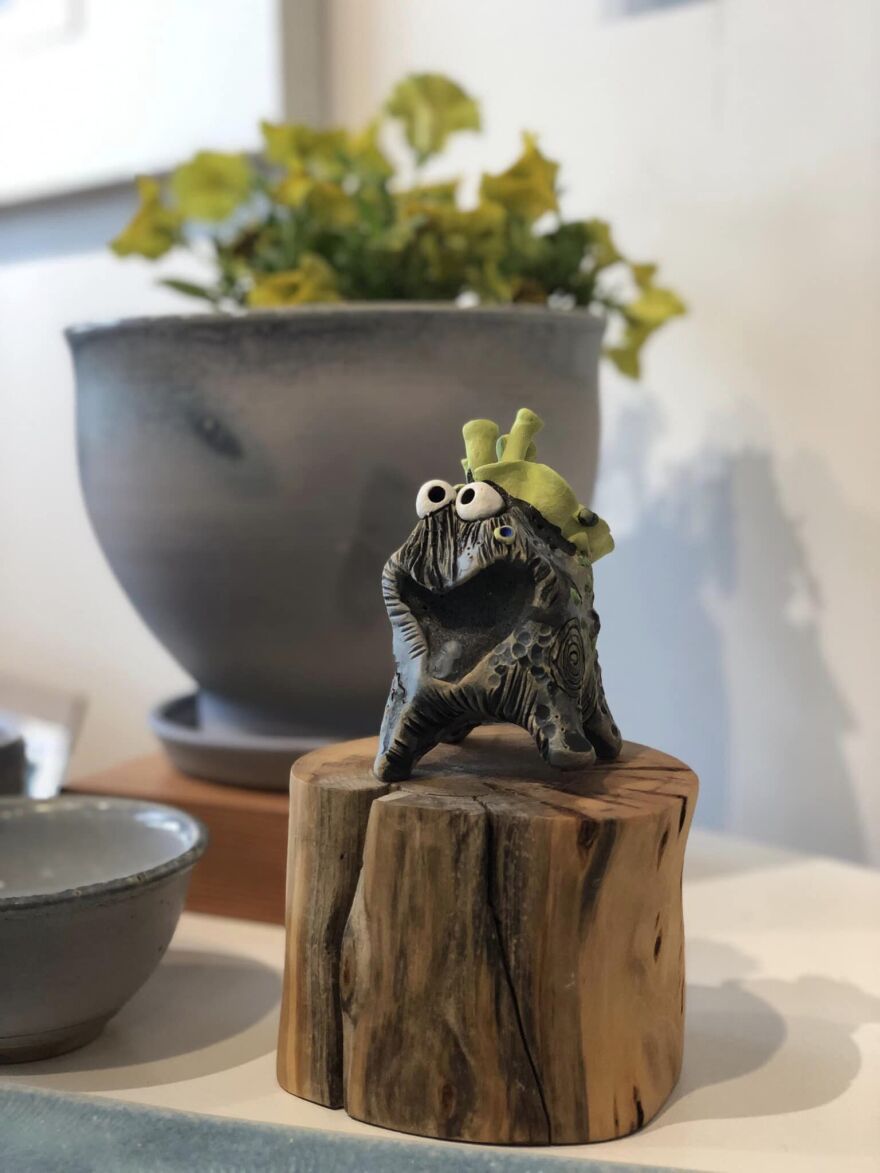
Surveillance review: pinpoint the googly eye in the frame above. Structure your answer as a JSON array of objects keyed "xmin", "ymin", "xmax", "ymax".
[
  {"xmin": 455, "ymin": 481, "xmax": 505, "ymax": 521},
  {"xmin": 416, "ymin": 479, "xmax": 455, "ymax": 518},
  {"xmin": 493, "ymin": 524, "xmax": 515, "ymax": 544}
]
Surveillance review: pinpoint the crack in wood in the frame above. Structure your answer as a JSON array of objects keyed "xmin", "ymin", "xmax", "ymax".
[{"xmin": 476, "ymin": 796, "xmax": 552, "ymax": 1145}]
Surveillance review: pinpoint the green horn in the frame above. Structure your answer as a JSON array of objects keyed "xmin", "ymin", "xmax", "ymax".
[
  {"xmin": 501, "ymin": 408, "xmax": 544, "ymax": 462},
  {"xmin": 462, "ymin": 418, "xmax": 499, "ymax": 473}
]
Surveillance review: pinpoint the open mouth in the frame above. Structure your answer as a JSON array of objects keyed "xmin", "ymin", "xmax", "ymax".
[{"xmin": 399, "ymin": 560, "xmax": 534, "ymax": 681}]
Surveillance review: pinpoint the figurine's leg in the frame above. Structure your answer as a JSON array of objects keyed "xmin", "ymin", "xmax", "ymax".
[
  {"xmin": 538, "ymin": 726, "xmax": 597, "ymax": 770},
  {"xmin": 527, "ymin": 691, "xmax": 597, "ymax": 770},
  {"xmin": 439, "ymin": 722, "xmax": 476, "ymax": 745},
  {"xmin": 374, "ymin": 693, "xmax": 450, "ymax": 782},
  {"xmin": 582, "ymin": 666, "xmax": 622, "ymax": 760}
]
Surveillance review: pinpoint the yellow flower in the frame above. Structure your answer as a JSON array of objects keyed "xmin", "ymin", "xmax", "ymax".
[
  {"xmin": 170, "ymin": 152, "xmax": 254, "ymax": 222},
  {"xmin": 110, "ymin": 177, "xmax": 181, "ymax": 259},
  {"xmin": 247, "ymin": 254, "xmax": 341, "ymax": 307}
]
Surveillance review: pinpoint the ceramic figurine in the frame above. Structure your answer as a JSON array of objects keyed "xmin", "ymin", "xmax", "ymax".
[{"xmin": 374, "ymin": 408, "xmax": 622, "ymax": 781}]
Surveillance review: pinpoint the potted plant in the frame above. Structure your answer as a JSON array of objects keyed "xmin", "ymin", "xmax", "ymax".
[{"xmin": 68, "ymin": 74, "xmax": 684, "ymax": 787}]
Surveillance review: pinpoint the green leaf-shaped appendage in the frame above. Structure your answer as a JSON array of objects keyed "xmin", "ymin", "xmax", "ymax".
[{"xmin": 462, "ymin": 408, "xmax": 614, "ymax": 562}]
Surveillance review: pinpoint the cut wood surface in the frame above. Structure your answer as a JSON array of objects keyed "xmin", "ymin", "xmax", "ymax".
[{"xmin": 277, "ymin": 725, "xmax": 698, "ymax": 1145}]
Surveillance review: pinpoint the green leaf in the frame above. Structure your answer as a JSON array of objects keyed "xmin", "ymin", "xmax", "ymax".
[
  {"xmin": 385, "ymin": 197, "xmax": 508, "ymax": 300},
  {"xmin": 277, "ymin": 175, "xmax": 358, "ymax": 228},
  {"xmin": 110, "ymin": 177, "xmax": 181, "ymax": 259},
  {"xmin": 584, "ymin": 219, "xmax": 623, "ymax": 270},
  {"xmin": 631, "ymin": 261, "xmax": 657, "ymax": 289},
  {"xmin": 348, "ymin": 120, "xmax": 394, "ymax": 183},
  {"xmin": 247, "ymin": 253, "xmax": 341, "ymax": 307},
  {"xmin": 480, "ymin": 133, "xmax": 559, "ymax": 223},
  {"xmin": 604, "ymin": 321, "xmax": 653, "ymax": 379},
  {"xmin": 271, "ymin": 168, "xmax": 311, "ymax": 208},
  {"xmin": 394, "ymin": 180, "xmax": 459, "ymax": 209},
  {"xmin": 385, "ymin": 73, "xmax": 480, "ymax": 164},
  {"xmin": 261, "ymin": 121, "xmax": 310, "ymax": 165},
  {"xmin": 158, "ymin": 278, "xmax": 221, "ymax": 305},
  {"xmin": 170, "ymin": 152, "xmax": 254, "ymax": 222},
  {"xmin": 625, "ymin": 283, "xmax": 687, "ymax": 326},
  {"xmin": 260, "ymin": 122, "xmax": 351, "ymax": 181},
  {"xmin": 506, "ymin": 220, "xmax": 591, "ymax": 299}
]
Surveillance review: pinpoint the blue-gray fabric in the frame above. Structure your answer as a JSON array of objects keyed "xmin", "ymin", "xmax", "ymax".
[{"xmin": 0, "ymin": 1084, "xmax": 692, "ymax": 1172}]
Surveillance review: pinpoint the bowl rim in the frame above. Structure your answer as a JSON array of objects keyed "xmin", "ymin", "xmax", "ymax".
[
  {"xmin": 64, "ymin": 301, "xmax": 606, "ymax": 342},
  {"xmin": 0, "ymin": 795, "xmax": 208, "ymax": 911}
]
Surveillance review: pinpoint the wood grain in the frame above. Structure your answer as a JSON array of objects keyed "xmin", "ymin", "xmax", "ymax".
[
  {"xmin": 277, "ymin": 725, "xmax": 698, "ymax": 1144},
  {"xmin": 67, "ymin": 755, "xmax": 288, "ymax": 924},
  {"xmin": 277, "ymin": 754, "xmax": 388, "ymax": 1105}
]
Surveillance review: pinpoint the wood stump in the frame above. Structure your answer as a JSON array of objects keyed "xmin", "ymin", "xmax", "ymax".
[{"xmin": 277, "ymin": 725, "xmax": 698, "ymax": 1145}]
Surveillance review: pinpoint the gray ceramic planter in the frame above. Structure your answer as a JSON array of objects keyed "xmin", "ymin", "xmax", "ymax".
[{"xmin": 67, "ymin": 306, "xmax": 604, "ymax": 754}]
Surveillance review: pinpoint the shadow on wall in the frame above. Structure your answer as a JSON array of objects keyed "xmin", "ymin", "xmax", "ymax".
[{"xmin": 595, "ymin": 399, "xmax": 863, "ymax": 861}]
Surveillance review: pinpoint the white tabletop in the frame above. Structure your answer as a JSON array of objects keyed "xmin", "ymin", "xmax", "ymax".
[{"xmin": 6, "ymin": 830, "xmax": 879, "ymax": 1172}]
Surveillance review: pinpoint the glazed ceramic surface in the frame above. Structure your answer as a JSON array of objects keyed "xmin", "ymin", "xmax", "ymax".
[
  {"xmin": 0, "ymin": 796, "xmax": 206, "ymax": 1062},
  {"xmin": 150, "ymin": 692, "xmax": 330, "ymax": 790},
  {"xmin": 68, "ymin": 306, "xmax": 604, "ymax": 745}
]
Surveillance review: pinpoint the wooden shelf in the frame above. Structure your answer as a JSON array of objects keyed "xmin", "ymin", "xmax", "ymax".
[{"xmin": 66, "ymin": 755, "xmax": 288, "ymax": 924}]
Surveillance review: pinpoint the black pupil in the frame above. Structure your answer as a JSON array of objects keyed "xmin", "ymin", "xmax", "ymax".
[
  {"xmin": 460, "ymin": 487, "xmax": 475, "ymax": 505},
  {"xmin": 427, "ymin": 484, "xmax": 447, "ymax": 503}
]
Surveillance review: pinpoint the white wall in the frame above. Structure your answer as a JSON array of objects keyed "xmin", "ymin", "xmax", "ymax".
[
  {"xmin": 0, "ymin": 0, "xmax": 293, "ymax": 776},
  {"xmin": 325, "ymin": 0, "xmax": 880, "ymax": 863},
  {"xmin": 1, "ymin": 0, "xmax": 876, "ymax": 865},
  {"xmin": 0, "ymin": 0, "xmax": 282, "ymax": 204},
  {"xmin": 0, "ymin": 245, "xmax": 194, "ymax": 775}
]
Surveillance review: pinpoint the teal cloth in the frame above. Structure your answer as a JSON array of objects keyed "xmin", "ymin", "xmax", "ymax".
[{"xmin": 0, "ymin": 1083, "xmax": 693, "ymax": 1172}]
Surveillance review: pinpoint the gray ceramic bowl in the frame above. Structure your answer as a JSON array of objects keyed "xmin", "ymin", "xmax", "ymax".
[{"xmin": 0, "ymin": 796, "xmax": 207, "ymax": 1063}]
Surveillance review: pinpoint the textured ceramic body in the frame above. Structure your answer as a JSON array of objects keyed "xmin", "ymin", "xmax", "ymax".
[
  {"xmin": 375, "ymin": 490, "xmax": 621, "ymax": 781},
  {"xmin": 68, "ymin": 306, "xmax": 604, "ymax": 739},
  {"xmin": 0, "ymin": 797, "xmax": 206, "ymax": 1062}
]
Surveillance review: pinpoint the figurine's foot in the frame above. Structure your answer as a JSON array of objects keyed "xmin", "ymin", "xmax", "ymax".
[
  {"xmin": 582, "ymin": 670, "xmax": 623, "ymax": 760},
  {"xmin": 545, "ymin": 741, "xmax": 597, "ymax": 771},
  {"xmin": 373, "ymin": 750, "xmax": 415, "ymax": 782},
  {"xmin": 534, "ymin": 723, "xmax": 597, "ymax": 771}
]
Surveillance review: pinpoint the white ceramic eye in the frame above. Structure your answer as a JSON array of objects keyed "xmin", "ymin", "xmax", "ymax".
[
  {"xmin": 455, "ymin": 481, "xmax": 505, "ymax": 521},
  {"xmin": 416, "ymin": 479, "xmax": 455, "ymax": 518}
]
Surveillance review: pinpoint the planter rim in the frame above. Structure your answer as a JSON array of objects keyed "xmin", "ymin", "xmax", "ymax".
[{"xmin": 65, "ymin": 302, "xmax": 605, "ymax": 343}]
